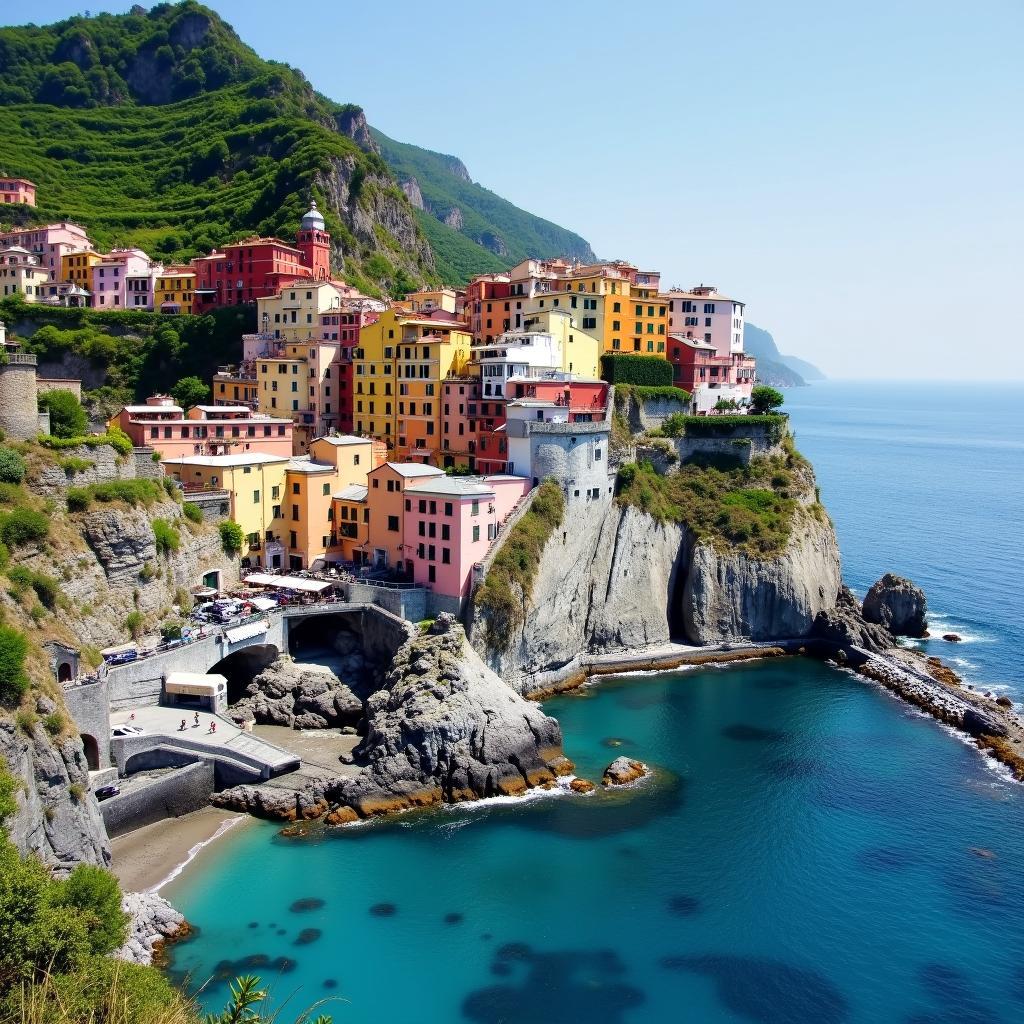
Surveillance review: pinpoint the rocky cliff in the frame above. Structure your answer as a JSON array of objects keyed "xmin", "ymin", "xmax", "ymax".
[
  {"xmin": 0, "ymin": 705, "xmax": 110, "ymax": 874},
  {"xmin": 471, "ymin": 474, "xmax": 841, "ymax": 695}
]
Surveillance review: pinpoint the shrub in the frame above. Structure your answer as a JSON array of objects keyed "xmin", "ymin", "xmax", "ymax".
[
  {"xmin": 67, "ymin": 479, "xmax": 163, "ymax": 510},
  {"xmin": 660, "ymin": 413, "xmax": 687, "ymax": 438},
  {"xmin": 182, "ymin": 501, "xmax": 203, "ymax": 524},
  {"xmin": 139, "ymin": 563, "xmax": 156, "ymax": 582},
  {"xmin": 0, "ymin": 765, "xmax": 19, "ymax": 822},
  {"xmin": 0, "ymin": 507, "xmax": 49, "ymax": 548},
  {"xmin": 65, "ymin": 488, "xmax": 89, "ymax": 512},
  {"xmin": 160, "ymin": 622, "xmax": 183, "ymax": 642},
  {"xmin": 38, "ymin": 391, "xmax": 88, "ymax": 439},
  {"xmin": 151, "ymin": 518, "xmax": 180, "ymax": 556},
  {"xmin": 169, "ymin": 375, "xmax": 209, "ymax": 409},
  {"xmin": 219, "ymin": 519, "xmax": 244, "ymax": 555},
  {"xmin": 600, "ymin": 354, "xmax": 673, "ymax": 387},
  {"xmin": 43, "ymin": 712, "xmax": 66, "ymax": 736},
  {"xmin": 750, "ymin": 385, "xmax": 785, "ymax": 414},
  {"xmin": 123, "ymin": 610, "xmax": 144, "ymax": 639},
  {"xmin": 14, "ymin": 708, "xmax": 37, "ymax": 733},
  {"xmin": 39, "ymin": 429, "xmax": 133, "ymax": 456},
  {"xmin": 58, "ymin": 456, "xmax": 93, "ymax": 476},
  {"xmin": 475, "ymin": 481, "xmax": 565, "ymax": 648},
  {"xmin": 0, "ymin": 447, "xmax": 26, "ymax": 485},
  {"xmin": 9, "ymin": 568, "xmax": 59, "ymax": 610}
]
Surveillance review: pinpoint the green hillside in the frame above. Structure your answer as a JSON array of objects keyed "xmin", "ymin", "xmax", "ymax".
[
  {"xmin": 0, "ymin": 2, "xmax": 596, "ymax": 292},
  {"xmin": 371, "ymin": 127, "xmax": 596, "ymax": 279}
]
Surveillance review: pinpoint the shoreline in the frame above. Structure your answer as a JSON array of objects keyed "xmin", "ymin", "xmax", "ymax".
[{"xmin": 110, "ymin": 806, "xmax": 250, "ymax": 894}]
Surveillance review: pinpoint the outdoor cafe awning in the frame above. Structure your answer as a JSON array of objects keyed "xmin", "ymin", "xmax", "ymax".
[
  {"xmin": 224, "ymin": 620, "xmax": 269, "ymax": 644},
  {"xmin": 244, "ymin": 573, "xmax": 333, "ymax": 594}
]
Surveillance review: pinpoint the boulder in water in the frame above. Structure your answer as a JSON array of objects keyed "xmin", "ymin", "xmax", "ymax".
[
  {"xmin": 862, "ymin": 574, "xmax": 928, "ymax": 637},
  {"xmin": 601, "ymin": 757, "xmax": 649, "ymax": 787}
]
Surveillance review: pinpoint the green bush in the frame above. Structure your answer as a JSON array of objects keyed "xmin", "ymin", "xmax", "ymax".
[
  {"xmin": 0, "ymin": 448, "xmax": 26, "ymax": 485},
  {"xmin": 475, "ymin": 480, "xmax": 565, "ymax": 648},
  {"xmin": 0, "ymin": 626, "xmax": 29, "ymax": 705},
  {"xmin": 122, "ymin": 611, "xmax": 144, "ymax": 639},
  {"xmin": 600, "ymin": 354, "xmax": 673, "ymax": 387},
  {"xmin": 38, "ymin": 391, "xmax": 88, "ymax": 439},
  {"xmin": 39, "ymin": 429, "xmax": 133, "ymax": 456},
  {"xmin": 169, "ymin": 375, "xmax": 209, "ymax": 409},
  {"xmin": 65, "ymin": 479, "xmax": 163, "ymax": 510},
  {"xmin": 0, "ymin": 507, "xmax": 49, "ymax": 548},
  {"xmin": 151, "ymin": 518, "xmax": 180, "ymax": 556},
  {"xmin": 182, "ymin": 501, "xmax": 203, "ymax": 524},
  {"xmin": 65, "ymin": 488, "xmax": 89, "ymax": 512},
  {"xmin": 751, "ymin": 385, "xmax": 785, "ymax": 414},
  {"xmin": 0, "ymin": 764, "xmax": 19, "ymax": 822},
  {"xmin": 58, "ymin": 456, "xmax": 93, "ymax": 476},
  {"xmin": 219, "ymin": 519, "xmax": 244, "ymax": 555},
  {"xmin": 7, "ymin": 567, "xmax": 59, "ymax": 609},
  {"xmin": 43, "ymin": 712, "xmax": 66, "ymax": 736},
  {"xmin": 160, "ymin": 622, "xmax": 183, "ymax": 642}
]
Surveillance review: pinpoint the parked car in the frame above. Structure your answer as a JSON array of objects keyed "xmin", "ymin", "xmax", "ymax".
[
  {"xmin": 111, "ymin": 724, "xmax": 145, "ymax": 738},
  {"xmin": 101, "ymin": 643, "xmax": 139, "ymax": 666},
  {"xmin": 95, "ymin": 785, "xmax": 120, "ymax": 801}
]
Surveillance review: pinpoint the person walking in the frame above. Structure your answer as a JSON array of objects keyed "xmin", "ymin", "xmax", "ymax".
[{"xmin": 193, "ymin": 711, "xmax": 200, "ymax": 728}]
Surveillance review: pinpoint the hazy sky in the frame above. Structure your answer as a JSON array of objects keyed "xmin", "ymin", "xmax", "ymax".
[{"xmin": 13, "ymin": 1, "xmax": 1024, "ymax": 378}]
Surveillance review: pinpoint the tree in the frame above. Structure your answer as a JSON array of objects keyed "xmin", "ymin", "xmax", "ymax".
[
  {"xmin": 750, "ymin": 385, "xmax": 785, "ymax": 414},
  {"xmin": 219, "ymin": 519, "xmax": 244, "ymax": 555},
  {"xmin": 38, "ymin": 391, "xmax": 88, "ymax": 439},
  {"xmin": 170, "ymin": 375, "xmax": 210, "ymax": 410},
  {"xmin": 58, "ymin": 865, "xmax": 128, "ymax": 956}
]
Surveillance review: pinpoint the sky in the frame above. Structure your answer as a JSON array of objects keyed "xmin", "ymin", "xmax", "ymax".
[{"xmin": 10, "ymin": 1, "xmax": 1024, "ymax": 378}]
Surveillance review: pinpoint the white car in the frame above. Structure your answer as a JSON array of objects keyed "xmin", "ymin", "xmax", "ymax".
[{"xmin": 111, "ymin": 724, "xmax": 145, "ymax": 738}]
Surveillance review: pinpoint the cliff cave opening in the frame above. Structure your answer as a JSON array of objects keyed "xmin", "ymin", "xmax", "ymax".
[
  {"xmin": 81, "ymin": 733, "xmax": 100, "ymax": 771},
  {"xmin": 210, "ymin": 644, "xmax": 280, "ymax": 704},
  {"xmin": 666, "ymin": 550, "xmax": 690, "ymax": 642}
]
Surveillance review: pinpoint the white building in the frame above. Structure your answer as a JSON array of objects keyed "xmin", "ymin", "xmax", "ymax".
[{"xmin": 663, "ymin": 285, "xmax": 745, "ymax": 357}]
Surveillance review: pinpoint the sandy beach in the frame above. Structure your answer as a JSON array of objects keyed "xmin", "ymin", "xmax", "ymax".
[{"xmin": 110, "ymin": 806, "xmax": 250, "ymax": 893}]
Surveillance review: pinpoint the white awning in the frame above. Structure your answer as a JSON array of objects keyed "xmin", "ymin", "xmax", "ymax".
[
  {"xmin": 243, "ymin": 573, "xmax": 333, "ymax": 594},
  {"xmin": 247, "ymin": 596, "xmax": 277, "ymax": 611},
  {"xmin": 224, "ymin": 620, "xmax": 269, "ymax": 644},
  {"xmin": 101, "ymin": 643, "xmax": 138, "ymax": 658},
  {"xmin": 165, "ymin": 672, "xmax": 227, "ymax": 696}
]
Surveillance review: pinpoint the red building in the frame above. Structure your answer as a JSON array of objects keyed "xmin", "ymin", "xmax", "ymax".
[
  {"xmin": 668, "ymin": 334, "xmax": 756, "ymax": 414},
  {"xmin": 192, "ymin": 203, "xmax": 332, "ymax": 311}
]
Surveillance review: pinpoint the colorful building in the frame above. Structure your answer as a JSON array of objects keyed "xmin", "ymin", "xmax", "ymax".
[
  {"xmin": 0, "ymin": 222, "xmax": 92, "ymax": 283},
  {"xmin": 401, "ymin": 287, "xmax": 460, "ymax": 316},
  {"xmin": 212, "ymin": 369, "xmax": 259, "ymax": 410},
  {"xmin": 61, "ymin": 250, "xmax": 102, "ymax": 298},
  {"xmin": 401, "ymin": 474, "xmax": 528, "ymax": 611},
  {"xmin": 111, "ymin": 395, "xmax": 293, "ymax": 459},
  {"xmin": 354, "ymin": 308, "xmax": 472, "ymax": 463},
  {"xmin": 0, "ymin": 178, "xmax": 36, "ymax": 206},
  {"xmin": 155, "ymin": 267, "xmax": 196, "ymax": 314},
  {"xmin": 0, "ymin": 246, "xmax": 50, "ymax": 301},
  {"xmin": 90, "ymin": 249, "xmax": 159, "ymax": 310},
  {"xmin": 663, "ymin": 285, "xmax": 745, "ymax": 357},
  {"xmin": 359, "ymin": 462, "xmax": 445, "ymax": 570},
  {"xmin": 667, "ymin": 335, "xmax": 756, "ymax": 413},
  {"xmin": 257, "ymin": 280, "xmax": 360, "ymax": 344}
]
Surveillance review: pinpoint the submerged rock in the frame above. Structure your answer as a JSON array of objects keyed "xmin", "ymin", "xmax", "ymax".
[
  {"xmin": 862, "ymin": 574, "xmax": 928, "ymax": 637},
  {"xmin": 601, "ymin": 757, "xmax": 649, "ymax": 787}
]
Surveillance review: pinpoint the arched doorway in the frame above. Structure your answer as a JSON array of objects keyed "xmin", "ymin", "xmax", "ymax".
[
  {"xmin": 208, "ymin": 644, "xmax": 280, "ymax": 704},
  {"xmin": 57, "ymin": 662, "xmax": 73, "ymax": 684},
  {"xmin": 81, "ymin": 733, "xmax": 100, "ymax": 771}
]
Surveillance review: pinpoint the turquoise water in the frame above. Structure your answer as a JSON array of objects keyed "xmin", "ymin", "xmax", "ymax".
[{"xmin": 166, "ymin": 382, "xmax": 1024, "ymax": 1022}]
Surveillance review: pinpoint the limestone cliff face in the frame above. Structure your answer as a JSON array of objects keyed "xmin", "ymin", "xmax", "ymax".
[
  {"xmin": 682, "ymin": 511, "xmax": 841, "ymax": 643},
  {"xmin": 472, "ymin": 491, "xmax": 841, "ymax": 694},
  {"xmin": 0, "ymin": 707, "xmax": 110, "ymax": 874}
]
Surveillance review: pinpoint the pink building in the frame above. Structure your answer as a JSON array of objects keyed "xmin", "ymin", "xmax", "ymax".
[
  {"xmin": 0, "ymin": 179, "xmax": 36, "ymax": 206},
  {"xmin": 111, "ymin": 395, "xmax": 293, "ymax": 459},
  {"xmin": 402, "ymin": 474, "xmax": 528, "ymax": 612},
  {"xmin": 0, "ymin": 222, "xmax": 92, "ymax": 282},
  {"xmin": 664, "ymin": 285, "xmax": 745, "ymax": 357},
  {"xmin": 91, "ymin": 249, "xmax": 159, "ymax": 310}
]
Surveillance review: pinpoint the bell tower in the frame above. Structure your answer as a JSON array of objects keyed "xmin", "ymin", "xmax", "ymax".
[{"xmin": 297, "ymin": 200, "xmax": 330, "ymax": 281}]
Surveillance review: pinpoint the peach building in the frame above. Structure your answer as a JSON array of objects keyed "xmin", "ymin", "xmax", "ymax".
[
  {"xmin": 0, "ymin": 178, "xmax": 36, "ymax": 206},
  {"xmin": 111, "ymin": 395, "xmax": 293, "ymax": 459},
  {"xmin": 0, "ymin": 246, "xmax": 50, "ymax": 301}
]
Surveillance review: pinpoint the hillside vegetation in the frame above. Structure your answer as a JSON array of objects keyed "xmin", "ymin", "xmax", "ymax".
[
  {"xmin": 372, "ymin": 128, "xmax": 596, "ymax": 279},
  {"xmin": 0, "ymin": 2, "xmax": 593, "ymax": 292}
]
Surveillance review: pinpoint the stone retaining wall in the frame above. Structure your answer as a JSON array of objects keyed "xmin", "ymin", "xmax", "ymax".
[{"xmin": 100, "ymin": 761, "xmax": 215, "ymax": 837}]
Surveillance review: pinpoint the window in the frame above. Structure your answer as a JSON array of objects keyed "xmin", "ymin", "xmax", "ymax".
[
  {"xmin": 442, "ymin": 548, "xmax": 451, "ymax": 564},
  {"xmin": 253, "ymin": 490, "xmax": 260, "ymax": 503},
  {"xmin": 428, "ymin": 565, "xmax": 436, "ymax": 584},
  {"xmin": 272, "ymin": 504, "xmax": 281, "ymax": 518},
  {"xmin": 444, "ymin": 502, "xmax": 453, "ymax": 516},
  {"xmin": 441, "ymin": 524, "xmax": 450, "ymax": 541},
  {"xmin": 322, "ymin": 483, "xmax": 330, "ymax": 496},
  {"xmin": 292, "ymin": 504, "xmax": 299, "ymax": 520},
  {"xmin": 292, "ymin": 482, "xmax": 300, "ymax": 495},
  {"xmin": 387, "ymin": 515, "xmax": 399, "ymax": 532},
  {"xmin": 471, "ymin": 500, "xmax": 479, "ymax": 516},
  {"xmin": 472, "ymin": 525, "xmax": 480, "ymax": 542}
]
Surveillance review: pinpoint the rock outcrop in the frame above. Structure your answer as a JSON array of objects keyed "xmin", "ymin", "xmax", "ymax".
[
  {"xmin": 863, "ymin": 573, "xmax": 928, "ymax": 637},
  {"xmin": 115, "ymin": 892, "xmax": 188, "ymax": 966},
  {"xmin": 0, "ymin": 703, "xmax": 110, "ymax": 874},
  {"xmin": 813, "ymin": 586, "xmax": 894, "ymax": 653},
  {"xmin": 231, "ymin": 655, "xmax": 364, "ymax": 730},
  {"xmin": 602, "ymin": 757, "xmax": 649, "ymax": 787},
  {"xmin": 216, "ymin": 615, "xmax": 569, "ymax": 821}
]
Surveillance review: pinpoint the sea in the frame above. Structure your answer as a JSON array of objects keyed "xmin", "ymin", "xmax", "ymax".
[{"xmin": 165, "ymin": 380, "xmax": 1024, "ymax": 1023}]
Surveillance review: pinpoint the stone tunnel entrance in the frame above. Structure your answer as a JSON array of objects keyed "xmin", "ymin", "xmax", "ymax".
[
  {"xmin": 81, "ymin": 733, "xmax": 100, "ymax": 771},
  {"xmin": 209, "ymin": 644, "xmax": 280, "ymax": 704}
]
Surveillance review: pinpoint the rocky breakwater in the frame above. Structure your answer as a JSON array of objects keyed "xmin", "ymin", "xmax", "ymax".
[
  {"xmin": 215, "ymin": 615, "xmax": 571, "ymax": 822},
  {"xmin": 115, "ymin": 891, "xmax": 188, "ymax": 966}
]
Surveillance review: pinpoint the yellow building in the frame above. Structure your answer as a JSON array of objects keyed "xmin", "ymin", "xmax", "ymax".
[
  {"xmin": 354, "ymin": 308, "xmax": 471, "ymax": 464},
  {"xmin": 61, "ymin": 250, "xmax": 102, "ymax": 291},
  {"xmin": 257, "ymin": 281, "xmax": 348, "ymax": 344},
  {"xmin": 161, "ymin": 453, "xmax": 288, "ymax": 564},
  {"xmin": 401, "ymin": 287, "xmax": 459, "ymax": 315},
  {"xmin": 515, "ymin": 307, "xmax": 601, "ymax": 378},
  {"xmin": 155, "ymin": 268, "xmax": 196, "ymax": 314}
]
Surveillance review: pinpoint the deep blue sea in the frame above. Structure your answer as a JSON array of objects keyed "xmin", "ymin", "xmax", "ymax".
[{"xmin": 166, "ymin": 381, "xmax": 1024, "ymax": 1023}]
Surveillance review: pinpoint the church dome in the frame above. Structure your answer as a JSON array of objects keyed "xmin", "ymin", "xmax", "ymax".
[{"xmin": 301, "ymin": 200, "xmax": 325, "ymax": 231}]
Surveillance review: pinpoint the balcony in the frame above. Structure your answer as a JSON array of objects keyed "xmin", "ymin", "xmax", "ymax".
[{"xmin": 3, "ymin": 351, "xmax": 37, "ymax": 365}]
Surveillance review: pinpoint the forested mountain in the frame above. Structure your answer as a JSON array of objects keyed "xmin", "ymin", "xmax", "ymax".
[{"xmin": 0, "ymin": 2, "xmax": 593, "ymax": 292}]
